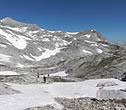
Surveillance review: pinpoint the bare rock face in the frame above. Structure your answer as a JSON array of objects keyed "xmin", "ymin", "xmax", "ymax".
[{"xmin": 66, "ymin": 44, "xmax": 126, "ymax": 80}]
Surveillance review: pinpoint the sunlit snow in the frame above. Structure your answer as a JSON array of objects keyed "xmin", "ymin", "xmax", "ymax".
[
  {"xmin": 82, "ymin": 49, "xmax": 93, "ymax": 55},
  {"xmin": 97, "ymin": 48, "xmax": 103, "ymax": 53},
  {"xmin": 0, "ymin": 44, "xmax": 7, "ymax": 48},
  {"xmin": 0, "ymin": 71, "xmax": 19, "ymax": 75},
  {"xmin": 0, "ymin": 78, "xmax": 125, "ymax": 110},
  {"xmin": 66, "ymin": 32, "xmax": 79, "ymax": 35},
  {"xmin": 84, "ymin": 34, "xmax": 91, "ymax": 38},
  {"xmin": 0, "ymin": 54, "xmax": 11, "ymax": 62},
  {"xmin": 30, "ymin": 48, "xmax": 60, "ymax": 61},
  {"xmin": 0, "ymin": 29, "xmax": 27, "ymax": 49},
  {"xmin": 23, "ymin": 55, "xmax": 34, "ymax": 61}
]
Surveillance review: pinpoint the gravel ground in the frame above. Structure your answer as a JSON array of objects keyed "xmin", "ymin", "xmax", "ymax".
[
  {"xmin": 25, "ymin": 105, "xmax": 56, "ymax": 110},
  {"xmin": 26, "ymin": 97, "xmax": 126, "ymax": 110}
]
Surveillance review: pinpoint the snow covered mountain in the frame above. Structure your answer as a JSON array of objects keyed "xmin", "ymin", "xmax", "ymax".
[
  {"xmin": 0, "ymin": 17, "xmax": 125, "ymax": 80},
  {"xmin": 1, "ymin": 17, "xmax": 126, "ymax": 110}
]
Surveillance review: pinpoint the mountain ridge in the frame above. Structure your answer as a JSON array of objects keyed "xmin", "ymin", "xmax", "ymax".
[{"xmin": 0, "ymin": 17, "xmax": 125, "ymax": 81}]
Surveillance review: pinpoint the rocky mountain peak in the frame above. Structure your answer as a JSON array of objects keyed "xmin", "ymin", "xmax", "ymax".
[
  {"xmin": 0, "ymin": 17, "xmax": 17, "ymax": 23},
  {"xmin": 0, "ymin": 17, "xmax": 39, "ymax": 29},
  {"xmin": 0, "ymin": 17, "xmax": 26, "ymax": 28}
]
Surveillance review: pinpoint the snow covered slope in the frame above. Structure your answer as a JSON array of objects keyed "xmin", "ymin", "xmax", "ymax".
[{"xmin": 0, "ymin": 18, "xmax": 107, "ymax": 64}]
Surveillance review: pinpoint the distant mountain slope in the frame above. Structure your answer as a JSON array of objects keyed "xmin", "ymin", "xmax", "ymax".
[{"xmin": 0, "ymin": 17, "xmax": 125, "ymax": 80}]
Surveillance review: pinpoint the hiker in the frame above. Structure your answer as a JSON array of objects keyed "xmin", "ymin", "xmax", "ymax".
[
  {"xmin": 37, "ymin": 72, "xmax": 39, "ymax": 78},
  {"xmin": 121, "ymin": 72, "xmax": 126, "ymax": 81},
  {"xmin": 43, "ymin": 76, "xmax": 46, "ymax": 83},
  {"xmin": 47, "ymin": 74, "xmax": 50, "ymax": 78}
]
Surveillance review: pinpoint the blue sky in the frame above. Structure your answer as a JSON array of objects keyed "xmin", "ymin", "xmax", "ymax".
[{"xmin": 0, "ymin": 0, "xmax": 126, "ymax": 41}]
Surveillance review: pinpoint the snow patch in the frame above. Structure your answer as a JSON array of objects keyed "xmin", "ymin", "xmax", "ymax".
[
  {"xmin": 4, "ymin": 26, "xmax": 22, "ymax": 32},
  {"xmin": 30, "ymin": 48, "xmax": 60, "ymax": 61},
  {"xmin": 26, "ymin": 30, "xmax": 39, "ymax": 38},
  {"xmin": 84, "ymin": 34, "xmax": 91, "ymax": 38},
  {"xmin": 51, "ymin": 71, "xmax": 68, "ymax": 77},
  {"xmin": 97, "ymin": 48, "xmax": 103, "ymax": 54},
  {"xmin": 67, "ymin": 32, "xmax": 78, "ymax": 35},
  {"xmin": 16, "ymin": 63, "xmax": 24, "ymax": 68},
  {"xmin": 0, "ymin": 44, "xmax": 7, "ymax": 48},
  {"xmin": 84, "ymin": 40, "xmax": 98, "ymax": 46},
  {"xmin": 41, "ymin": 71, "xmax": 68, "ymax": 77},
  {"xmin": 0, "ymin": 54, "xmax": 11, "ymax": 62},
  {"xmin": 38, "ymin": 47, "xmax": 43, "ymax": 51},
  {"xmin": 42, "ymin": 38, "xmax": 50, "ymax": 42},
  {"xmin": 49, "ymin": 31, "xmax": 55, "ymax": 33},
  {"xmin": 23, "ymin": 55, "xmax": 34, "ymax": 61},
  {"xmin": 91, "ymin": 43, "xmax": 98, "ymax": 46},
  {"xmin": 0, "ymin": 26, "xmax": 28, "ymax": 33},
  {"xmin": 82, "ymin": 49, "xmax": 93, "ymax": 55},
  {"xmin": 42, "ymin": 34, "xmax": 52, "ymax": 37},
  {"xmin": 101, "ymin": 44, "xmax": 109, "ymax": 47},
  {"xmin": 73, "ymin": 38, "xmax": 77, "ymax": 40},
  {"xmin": 0, "ymin": 71, "xmax": 19, "ymax": 75},
  {"xmin": 41, "ymin": 28, "xmax": 45, "ymax": 31}
]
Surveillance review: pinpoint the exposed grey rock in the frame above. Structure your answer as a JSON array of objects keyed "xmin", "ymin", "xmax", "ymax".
[
  {"xmin": 121, "ymin": 72, "xmax": 126, "ymax": 81},
  {"xmin": 25, "ymin": 105, "xmax": 56, "ymax": 110},
  {"xmin": 26, "ymin": 98, "xmax": 126, "ymax": 110}
]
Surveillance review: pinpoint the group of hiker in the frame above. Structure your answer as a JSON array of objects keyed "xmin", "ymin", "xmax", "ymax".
[{"xmin": 36, "ymin": 72, "xmax": 50, "ymax": 83}]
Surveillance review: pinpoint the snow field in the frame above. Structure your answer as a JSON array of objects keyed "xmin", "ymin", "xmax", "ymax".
[{"xmin": 0, "ymin": 78, "xmax": 125, "ymax": 110}]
